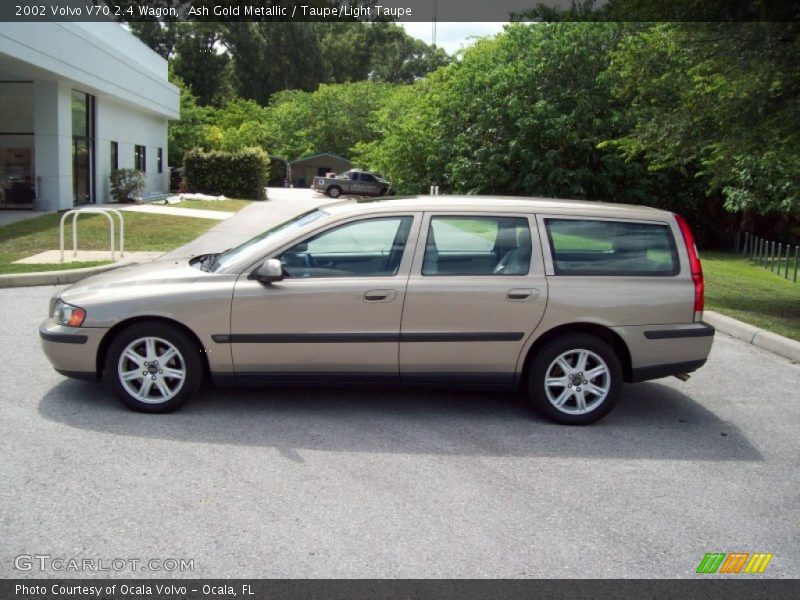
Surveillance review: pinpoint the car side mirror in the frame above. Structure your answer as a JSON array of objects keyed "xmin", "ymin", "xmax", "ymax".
[{"xmin": 254, "ymin": 258, "xmax": 284, "ymax": 283}]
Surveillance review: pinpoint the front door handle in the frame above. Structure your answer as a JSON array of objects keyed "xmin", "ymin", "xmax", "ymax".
[
  {"xmin": 507, "ymin": 288, "xmax": 539, "ymax": 301},
  {"xmin": 364, "ymin": 289, "xmax": 397, "ymax": 303}
]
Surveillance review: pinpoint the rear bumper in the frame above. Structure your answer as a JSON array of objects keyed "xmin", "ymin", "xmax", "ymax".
[
  {"xmin": 629, "ymin": 358, "xmax": 707, "ymax": 382},
  {"xmin": 613, "ymin": 322, "xmax": 714, "ymax": 382},
  {"xmin": 643, "ymin": 322, "xmax": 715, "ymax": 340},
  {"xmin": 39, "ymin": 318, "xmax": 107, "ymax": 379}
]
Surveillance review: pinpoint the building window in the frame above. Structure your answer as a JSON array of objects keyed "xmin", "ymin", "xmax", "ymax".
[
  {"xmin": 157, "ymin": 147, "xmax": 163, "ymax": 173},
  {"xmin": 135, "ymin": 145, "xmax": 146, "ymax": 172},
  {"xmin": 71, "ymin": 89, "xmax": 95, "ymax": 205},
  {"xmin": 110, "ymin": 141, "xmax": 118, "ymax": 171}
]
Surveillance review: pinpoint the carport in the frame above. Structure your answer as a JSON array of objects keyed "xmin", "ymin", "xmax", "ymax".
[{"xmin": 288, "ymin": 152, "xmax": 352, "ymax": 188}]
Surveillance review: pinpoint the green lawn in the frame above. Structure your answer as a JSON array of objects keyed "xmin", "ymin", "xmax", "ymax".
[
  {"xmin": 0, "ymin": 212, "xmax": 217, "ymax": 274},
  {"xmin": 171, "ymin": 199, "xmax": 251, "ymax": 212},
  {"xmin": 702, "ymin": 251, "xmax": 800, "ymax": 341}
]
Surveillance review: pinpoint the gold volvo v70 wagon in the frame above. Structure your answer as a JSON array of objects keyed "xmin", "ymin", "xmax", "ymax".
[{"xmin": 40, "ymin": 197, "xmax": 713, "ymax": 424}]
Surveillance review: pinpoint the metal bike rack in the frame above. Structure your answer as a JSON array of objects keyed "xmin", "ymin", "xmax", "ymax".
[{"xmin": 59, "ymin": 208, "xmax": 125, "ymax": 263}]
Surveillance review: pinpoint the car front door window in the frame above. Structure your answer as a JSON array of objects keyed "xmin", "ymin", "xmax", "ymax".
[{"xmin": 280, "ymin": 217, "xmax": 413, "ymax": 278}]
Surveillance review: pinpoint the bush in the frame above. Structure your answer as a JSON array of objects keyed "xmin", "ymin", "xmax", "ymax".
[
  {"xmin": 183, "ymin": 147, "xmax": 270, "ymax": 200},
  {"xmin": 109, "ymin": 169, "xmax": 145, "ymax": 202}
]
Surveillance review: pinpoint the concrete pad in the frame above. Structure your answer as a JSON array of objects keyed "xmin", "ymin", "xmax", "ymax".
[
  {"xmin": 13, "ymin": 250, "xmax": 163, "ymax": 264},
  {"xmin": 752, "ymin": 331, "xmax": 800, "ymax": 363}
]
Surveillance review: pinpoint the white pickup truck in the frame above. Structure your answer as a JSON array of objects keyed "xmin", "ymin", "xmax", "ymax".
[{"xmin": 311, "ymin": 169, "xmax": 392, "ymax": 198}]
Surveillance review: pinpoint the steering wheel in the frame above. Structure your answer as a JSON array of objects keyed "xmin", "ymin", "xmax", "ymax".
[{"xmin": 493, "ymin": 251, "xmax": 512, "ymax": 274}]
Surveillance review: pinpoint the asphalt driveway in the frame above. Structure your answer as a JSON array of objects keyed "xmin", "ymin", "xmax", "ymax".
[{"xmin": 1, "ymin": 281, "xmax": 798, "ymax": 578}]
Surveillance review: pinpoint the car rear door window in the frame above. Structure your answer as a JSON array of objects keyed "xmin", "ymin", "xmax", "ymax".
[
  {"xmin": 545, "ymin": 218, "xmax": 679, "ymax": 276},
  {"xmin": 423, "ymin": 216, "xmax": 532, "ymax": 276},
  {"xmin": 281, "ymin": 217, "xmax": 413, "ymax": 278}
]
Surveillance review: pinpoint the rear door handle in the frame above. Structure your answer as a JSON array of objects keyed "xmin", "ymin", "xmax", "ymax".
[
  {"xmin": 507, "ymin": 288, "xmax": 539, "ymax": 301},
  {"xmin": 364, "ymin": 289, "xmax": 397, "ymax": 303}
]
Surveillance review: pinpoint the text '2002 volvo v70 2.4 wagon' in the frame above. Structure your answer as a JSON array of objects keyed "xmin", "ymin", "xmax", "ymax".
[{"xmin": 40, "ymin": 197, "xmax": 714, "ymax": 425}]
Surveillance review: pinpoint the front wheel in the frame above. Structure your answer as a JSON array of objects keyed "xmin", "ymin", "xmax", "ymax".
[
  {"xmin": 527, "ymin": 333, "xmax": 622, "ymax": 425},
  {"xmin": 105, "ymin": 322, "xmax": 202, "ymax": 413}
]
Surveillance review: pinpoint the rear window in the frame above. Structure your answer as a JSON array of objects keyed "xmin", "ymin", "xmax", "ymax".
[{"xmin": 545, "ymin": 218, "xmax": 679, "ymax": 276}]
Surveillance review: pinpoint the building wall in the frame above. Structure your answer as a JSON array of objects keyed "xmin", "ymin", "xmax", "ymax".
[
  {"xmin": 96, "ymin": 95, "xmax": 169, "ymax": 200},
  {"xmin": 0, "ymin": 22, "xmax": 178, "ymax": 120},
  {"xmin": 0, "ymin": 22, "xmax": 179, "ymax": 210},
  {"xmin": 33, "ymin": 80, "xmax": 73, "ymax": 211}
]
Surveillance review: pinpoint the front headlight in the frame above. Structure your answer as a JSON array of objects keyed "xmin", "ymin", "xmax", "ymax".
[{"xmin": 53, "ymin": 300, "xmax": 86, "ymax": 327}]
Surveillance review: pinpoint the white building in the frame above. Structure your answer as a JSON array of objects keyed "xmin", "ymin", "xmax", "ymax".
[{"xmin": 0, "ymin": 22, "xmax": 179, "ymax": 211}]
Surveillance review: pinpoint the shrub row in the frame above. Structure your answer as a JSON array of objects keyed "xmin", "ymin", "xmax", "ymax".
[{"xmin": 184, "ymin": 147, "xmax": 270, "ymax": 199}]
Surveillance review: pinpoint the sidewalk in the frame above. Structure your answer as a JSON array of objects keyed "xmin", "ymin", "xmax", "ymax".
[
  {"xmin": 161, "ymin": 188, "xmax": 329, "ymax": 259},
  {"xmin": 704, "ymin": 311, "xmax": 800, "ymax": 363},
  {"xmin": 113, "ymin": 204, "xmax": 233, "ymax": 220},
  {"xmin": 0, "ymin": 210, "xmax": 54, "ymax": 227}
]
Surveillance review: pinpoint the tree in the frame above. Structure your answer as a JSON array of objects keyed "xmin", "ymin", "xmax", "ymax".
[
  {"xmin": 214, "ymin": 98, "xmax": 271, "ymax": 152},
  {"xmin": 171, "ymin": 23, "xmax": 232, "ymax": 106},
  {"xmin": 352, "ymin": 73, "xmax": 453, "ymax": 193},
  {"xmin": 364, "ymin": 23, "xmax": 450, "ymax": 84},
  {"xmin": 263, "ymin": 81, "xmax": 395, "ymax": 160},
  {"xmin": 167, "ymin": 75, "xmax": 216, "ymax": 165},
  {"xmin": 606, "ymin": 23, "xmax": 800, "ymax": 215},
  {"xmin": 223, "ymin": 22, "xmax": 327, "ymax": 104},
  {"xmin": 128, "ymin": 20, "xmax": 178, "ymax": 59}
]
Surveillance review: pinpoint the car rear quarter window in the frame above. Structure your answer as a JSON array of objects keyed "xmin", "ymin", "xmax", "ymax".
[{"xmin": 544, "ymin": 218, "xmax": 679, "ymax": 276}]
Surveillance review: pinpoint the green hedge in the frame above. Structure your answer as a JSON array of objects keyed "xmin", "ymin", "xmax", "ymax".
[{"xmin": 184, "ymin": 147, "xmax": 270, "ymax": 200}]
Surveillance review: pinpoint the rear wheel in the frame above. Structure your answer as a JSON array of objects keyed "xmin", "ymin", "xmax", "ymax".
[
  {"xmin": 327, "ymin": 186, "xmax": 342, "ymax": 198},
  {"xmin": 527, "ymin": 333, "xmax": 622, "ymax": 425},
  {"xmin": 105, "ymin": 322, "xmax": 202, "ymax": 413}
]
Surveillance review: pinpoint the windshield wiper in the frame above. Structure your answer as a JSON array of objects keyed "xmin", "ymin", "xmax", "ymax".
[
  {"xmin": 199, "ymin": 253, "xmax": 219, "ymax": 272},
  {"xmin": 207, "ymin": 248, "xmax": 231, "ymax": 273}
]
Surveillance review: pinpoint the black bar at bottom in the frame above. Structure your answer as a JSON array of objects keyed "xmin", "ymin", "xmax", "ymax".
[{"xmin": 2, "ymin": 579, "xmax": 798, "ymax": 600}]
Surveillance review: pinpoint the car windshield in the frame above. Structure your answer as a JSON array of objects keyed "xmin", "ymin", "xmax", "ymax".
[{"xmin": 211, "ymin": 209, "xmax": 330, "ymax": 272}]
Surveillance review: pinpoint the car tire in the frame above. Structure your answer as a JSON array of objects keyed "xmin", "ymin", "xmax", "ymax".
[
  {"xmin": 327, "ymin": 186, "xmax": 342, "ymax": 198},
  {"xmin": 379, "ymin": 187, "xmax": 388, "ymax": 196},
  {"xmin": 527, "ymin": 333, "xmax": 622, "ymax": 425},
  {"xmin": 105, "ymin": 321, "xmax": 203, "ymax": 413}
]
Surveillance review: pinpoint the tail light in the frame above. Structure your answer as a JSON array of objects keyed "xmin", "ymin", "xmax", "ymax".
[{"xmin": 674, "ymin": 213, "xmax": 704, "ymax": 321}]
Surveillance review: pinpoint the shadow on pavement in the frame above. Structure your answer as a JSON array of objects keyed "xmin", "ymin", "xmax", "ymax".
[{"xmin": 38, "ymin": 379, "xmax": 762, "ymax": 461}]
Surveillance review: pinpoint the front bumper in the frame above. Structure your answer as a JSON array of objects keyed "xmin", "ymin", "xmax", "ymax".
[{"xmin": 39, "ymin": 318, "xmax": 108, "ymax": 380}]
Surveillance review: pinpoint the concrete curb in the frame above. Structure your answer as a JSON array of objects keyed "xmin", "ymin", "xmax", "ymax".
[
  {"xmin": 0, "ymin": 262, "xmax": 131, "ymax": 289},
  {"xmin": 704, "ymin": 310, "xmax": 800, "ymax": 363}
]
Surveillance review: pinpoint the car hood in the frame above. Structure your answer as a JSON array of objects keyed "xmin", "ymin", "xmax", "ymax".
[{"xmin": 60, "ymin": 257, "xmax": 213, "ymax": 301}]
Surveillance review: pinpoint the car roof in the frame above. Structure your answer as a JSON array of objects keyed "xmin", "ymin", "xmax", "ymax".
[{"xmin": 320, "ymin": 195, "xmax": 674, "ymax": 221}]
